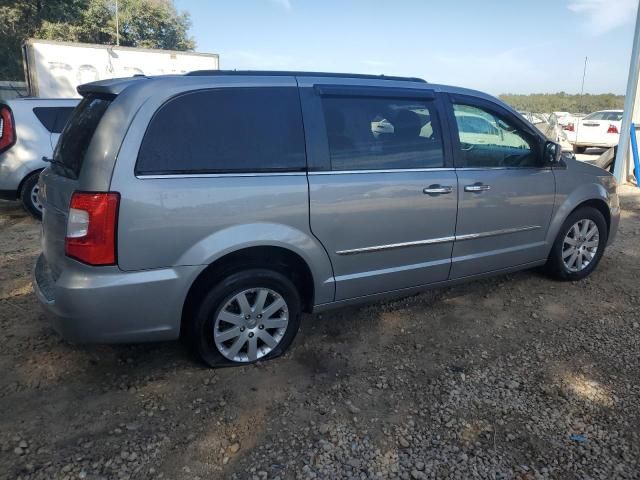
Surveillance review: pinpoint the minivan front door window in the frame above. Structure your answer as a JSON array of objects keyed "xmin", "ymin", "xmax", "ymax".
[{"xmin": 453, "ymin": 104, "xmax": 539, "ymax": 168}]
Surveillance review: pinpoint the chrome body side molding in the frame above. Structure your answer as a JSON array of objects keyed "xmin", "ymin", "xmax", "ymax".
[{"xmin": 335, "ymin": 225, "xmax": 541, "ymax": 255}]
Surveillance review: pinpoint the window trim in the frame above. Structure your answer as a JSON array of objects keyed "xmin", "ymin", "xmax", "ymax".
[
  {"xmin": 446, "ymin": 93, "xmax": 547, "ymax": 169},
  {"xmin": 315, "ymin": 88, "xmax": 451, "ymax": 172},
  {"xmin": 134, "ymin": 87, "xmax": 308, "ymax": 176},
  {"xmin": 315, "ymin": 84, "xmax": 436, "ymax": 100}
]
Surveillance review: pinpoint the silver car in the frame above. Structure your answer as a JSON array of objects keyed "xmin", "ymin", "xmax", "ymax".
[
  {"xmin": 0, "ymin": 98, "xmax": 78, "ymax": 218},
  {"xmin": 33, "ymin": 71, "xmax": 620, "ymax": 367}
]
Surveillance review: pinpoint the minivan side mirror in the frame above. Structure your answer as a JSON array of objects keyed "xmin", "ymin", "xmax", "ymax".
[{"xmin": 544, "ymin": 141, "xmax": 562, "ymax": 164}]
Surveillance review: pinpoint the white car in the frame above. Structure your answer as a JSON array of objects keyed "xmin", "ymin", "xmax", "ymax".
[
  {"xmin": 0, "ymin": 97, "xmax": 78, "ymax": 218},
  {"xmin": 519, "ymin": 111, "xmax": 548, "ymax": 125},
  {"xmin": 566, "ymin": 110, "xmax": 623, "ymax": 154},
  {"xmin": 552, "ymin": 111, "xmax": 572, "ymax": 127}
]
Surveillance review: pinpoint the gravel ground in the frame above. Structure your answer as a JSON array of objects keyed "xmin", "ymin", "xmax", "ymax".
[{"xmin": 1, "ymin": 185, "xmax": 639, "ymax": 480}]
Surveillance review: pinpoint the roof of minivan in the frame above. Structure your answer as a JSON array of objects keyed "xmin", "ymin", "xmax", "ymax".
[
  {"xmin": 76, "ymin": 71, "xmax": 507, "ymax": 109},
  {"xmin": 187, "ymin": 70, "xmax": 427, "ymax": 82}
]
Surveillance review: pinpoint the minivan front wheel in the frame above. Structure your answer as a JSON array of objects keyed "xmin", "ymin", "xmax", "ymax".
[
  {"xmin": 20, "ymin": 172, "xmax": 43, "ymax": 220},
  {"xmin": 189, "ymin": 269, "xmax": 301, "ymax": 367},
  {"xmin": 545, "ymin": 207, "xmax": 608, "ymax": 281}
]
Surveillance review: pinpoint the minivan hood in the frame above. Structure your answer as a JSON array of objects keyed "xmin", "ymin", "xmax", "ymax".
[{"xmin": 563, "ymin": 154, "xmax": 613, "ymax": 178}]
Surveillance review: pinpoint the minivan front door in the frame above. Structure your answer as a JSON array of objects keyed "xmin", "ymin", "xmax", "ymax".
[
  {"xmin": 448, "ymin": 96, "xmax": 556, "ymax": 279},
  {"xmin": 300, "ymin": 83, "xmax": 458, "ymax": 301}
]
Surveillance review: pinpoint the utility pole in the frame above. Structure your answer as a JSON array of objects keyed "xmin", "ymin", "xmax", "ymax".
[
  {"xmin": 574, "ymin": 57, "xmax": 588, "ymax": 141},
  {"xmin": 580, "ymin": 57, "xmax": 587, "ymax": 111},
  {"xmin": 115, "ymin": 0, "xmax": 120, "ymax": 46},
  {"xmin": 614, "ymin": 2, "xmax": 640, "ymax": 184}
]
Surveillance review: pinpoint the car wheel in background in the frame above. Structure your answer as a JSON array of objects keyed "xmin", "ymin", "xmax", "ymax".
[
  {"xmin": 545, "ymin": 207, "xmax": 608, "ymax": 281},
  {"xmin": 20, "ymin": 172, "xmax": 43, "ymax": 220},
  {"xmin": 188, "ymin": 269, "xmax": 302, "ymax": 368}
]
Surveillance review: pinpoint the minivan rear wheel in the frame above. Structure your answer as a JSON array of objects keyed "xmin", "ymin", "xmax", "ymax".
[
  {"xmin": 188, "ymin": 269, "xmax": 301, "ymax": 367},
  {"xmin": 545, "ymin": 207, "xmax": 608, "ymax": 281},
  {"xmin": 20, "ymin": 172, "xmax": 43, "ymax": 220}
]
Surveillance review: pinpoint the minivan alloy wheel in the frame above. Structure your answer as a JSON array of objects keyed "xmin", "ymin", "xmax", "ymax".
[
  {"xmin": 562, "ymin": 219, "xmax": 599, "ymax": 272},
  {"xmin": 213, "ymin": 288, "xmax": 289, "ymax": 363}
]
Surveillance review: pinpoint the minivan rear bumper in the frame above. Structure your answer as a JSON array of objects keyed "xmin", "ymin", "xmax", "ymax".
[{"xmin": 32, "ymin": 254, "xmax": 200, "ymax": 343}]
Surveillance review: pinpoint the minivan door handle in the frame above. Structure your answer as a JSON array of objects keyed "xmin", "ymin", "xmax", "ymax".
[
  {"xmin": 464, "ymin": 184, "xmax": 491, "ymax": 192},
  {"xmin": 423, "ymin": 185, "xmax": 453, "ymax": 195}
]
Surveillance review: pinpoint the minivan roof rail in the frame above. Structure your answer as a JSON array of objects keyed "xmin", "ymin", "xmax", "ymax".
[{"xmin": 186, "ymin": 70, "xmax": 427, "ymax": 83}]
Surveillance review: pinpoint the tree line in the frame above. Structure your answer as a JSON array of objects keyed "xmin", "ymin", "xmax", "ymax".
[
  {"xmin": 0, "ymin": 0, "xmax": 195, "ymax": 81},
  {"xmin": 498, "ymin": 92, "xmax": 625, "ymax": 114}
]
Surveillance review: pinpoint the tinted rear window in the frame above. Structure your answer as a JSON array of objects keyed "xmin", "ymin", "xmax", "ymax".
[
  {"xmin": 136, "ymin": 87, "xmax": 306, "ymax": 174},
  {"xmin": 321, "ymin": 96, "xmax": 444, "ymax": 170},
  {"xmin": 53, "ymin": 107, "xmax": 74, "ymax": 133},
  {"xmin": 52, "ymin": 95, "xmax": 112, "ymax": 178},
  {"xmin": 33, "ymin": 107, "xmax": 75, "ymax": 134}
]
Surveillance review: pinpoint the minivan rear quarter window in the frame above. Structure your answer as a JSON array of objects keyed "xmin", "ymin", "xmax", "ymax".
[
  {"xmin": 136, "ymin": 87, "xmax": 306, "ymax": 175},
  {"xmin": 53, "ymin": 95, "xmax": 112, "ymax": 178}
]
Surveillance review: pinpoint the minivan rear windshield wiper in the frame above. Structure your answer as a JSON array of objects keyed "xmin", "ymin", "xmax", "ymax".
[{"xmin": 42, "ymin": 156, "xmax": 77, "ymax": 179}]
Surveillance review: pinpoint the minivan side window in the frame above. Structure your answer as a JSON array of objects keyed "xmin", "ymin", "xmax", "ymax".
[
  {"xmin": 453, "ymin": 104, "xmax": 540, "ymax": 168},
  {"xmin": 321, "ymin": 96, "xmax": 445, "ymax": 170},
  {"xmin": 136, "ymin": 88, "xmax": 306, "ymax": 175}
]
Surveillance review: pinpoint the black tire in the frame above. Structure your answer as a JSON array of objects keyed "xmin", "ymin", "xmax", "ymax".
[
  {"xmin": 188, "ymin": 269, "xmax": 301, "ymax": 368},
  {"xmin": 544, "ymin": 207, "xmax": 608, "ymax": 281},
  {"xmin": 572, "ymin": 145, "xmax": 587, "ymax": 154},
  {"xmin": 20, "ymin": 172, "xmax": 43, "ymax": 220}
]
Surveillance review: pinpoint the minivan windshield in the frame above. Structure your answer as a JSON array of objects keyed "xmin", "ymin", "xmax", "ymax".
[{"xmin": 52, "ymin": 94, "xmax": 112, "ymax": 179}]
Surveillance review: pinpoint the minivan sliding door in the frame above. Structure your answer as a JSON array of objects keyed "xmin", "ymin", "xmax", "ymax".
[{"xmin": 300, "ymin": 80, "xmax": 458, "ymax": 302}]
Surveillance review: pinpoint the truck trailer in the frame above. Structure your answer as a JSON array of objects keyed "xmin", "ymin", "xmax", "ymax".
[{"xmin": 22, "ymin": 39, "xmax": 219, "ymax": 98}]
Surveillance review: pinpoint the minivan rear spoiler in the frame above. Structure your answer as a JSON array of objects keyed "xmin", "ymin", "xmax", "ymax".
[{"xmin": 77, "ymin": 76, "xmax": 149, "ymax": 96}]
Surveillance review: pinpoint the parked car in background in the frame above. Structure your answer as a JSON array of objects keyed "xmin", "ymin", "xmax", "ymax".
[
  {"xmin": 0, "ymin": 97, "xmax": 78, "ymax": 218},
  {"xmin": 552, "ymin": 111, "xmax": 572, "ymax": 127},
  {"xmin": 33, "ymin": 71, "xmax": 619, "ymax": 368},
  {"xmin": 519, "ymin": 112, "xmax": 548, "ymax": 126},
  {"xmin": 566, "ymin": 110, "xmax": 623, "ymax": 154}
]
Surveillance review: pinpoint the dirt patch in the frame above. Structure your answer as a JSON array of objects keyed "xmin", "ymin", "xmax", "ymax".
[{"xmin": 0, "ymin": 187, "xmax": 639, "ymax": 479}]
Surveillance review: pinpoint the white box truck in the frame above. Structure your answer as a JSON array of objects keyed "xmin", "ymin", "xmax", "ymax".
[{"xmin": 22, "ymin": 39, "xmax": 219, "ymax": 98}]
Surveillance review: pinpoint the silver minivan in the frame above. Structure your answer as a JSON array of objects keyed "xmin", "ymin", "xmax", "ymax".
[{"xmin": 33, "ymin": 71, "xmax": 620, "ymax": 367}]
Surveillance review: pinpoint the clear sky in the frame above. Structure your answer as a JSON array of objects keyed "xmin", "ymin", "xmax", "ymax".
[{"xmin": 174, "ymin": 0, "xmax": 638, "ymax": 95}]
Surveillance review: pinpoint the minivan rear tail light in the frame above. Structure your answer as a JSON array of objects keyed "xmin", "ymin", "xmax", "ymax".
[
  {"xmin": 566, "ymin": 123, "xmax": 575, "ymax": 132},
  {"xmin": 607, "ymin": 124, "xmax": 619, "ymax": 134},
  {"xmin": 65, "ymin": 192, "xmax": 119, "ymax": 265},
  {"xmin": 0, "ymin": 105, "xmax": 16, "ymax": 154}
]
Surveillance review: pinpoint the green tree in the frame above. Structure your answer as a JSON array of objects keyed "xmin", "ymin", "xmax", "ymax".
[
  {"xmin": 498, "ymin": 92, "xmax": 624, "ymax": 114},
  {"xmin": 0, "ymin": 0, "xmax": 195, "ymax": 81}
]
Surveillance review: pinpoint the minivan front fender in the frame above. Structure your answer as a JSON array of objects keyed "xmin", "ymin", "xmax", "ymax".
[
  {"xmin": 177, "ymin": 222, "xmax": 335, "ymax": 305},
  {"xmin": 545, "ymin": 180, "xmax": 614, "ymax": 253}
]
